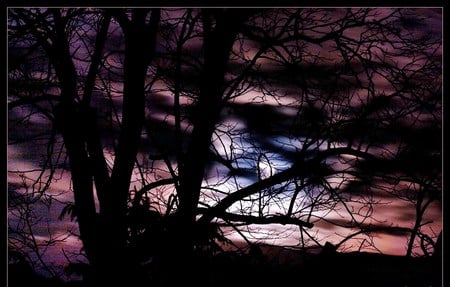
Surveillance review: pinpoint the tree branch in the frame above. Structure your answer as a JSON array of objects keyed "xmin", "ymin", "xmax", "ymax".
[
  {"xmin": 132, "ymin": 178, "xmax": 177, "ymax": 207},
  {"xmin": 216, "ymin": 211, "xmax": 314, "ymax": 228},
  {"xmin": 199, "ymin": 147, "xmax": 376, "ymax": 224}
]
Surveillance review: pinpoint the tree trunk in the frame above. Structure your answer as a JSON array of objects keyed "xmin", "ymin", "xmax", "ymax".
[
  {"xmin": 50, "ymin": 9, "xmax": 160, "ymax": 286},
  {"xmin": 174, "ymin": 11, "xmax": 256, "ymax": 284},
  {"xmin": 178, "ymin": 9, "xmax": 235, "ymax": 242},
  {"xmin": 54, "ymin": 102, "xmax": 98, "ymax": 265},
  {"xmin": 94, "ymin": 9, "xmax": 160, "ymax": 286},
  {"xmin": 50, "ymin": 9, "xmax": 100, "ymax": 268}
]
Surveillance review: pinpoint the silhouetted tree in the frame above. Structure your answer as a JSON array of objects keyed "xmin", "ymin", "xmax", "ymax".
[{"xmin": 8, "ymin": 7, "xmax": 441, "ymax": 286}]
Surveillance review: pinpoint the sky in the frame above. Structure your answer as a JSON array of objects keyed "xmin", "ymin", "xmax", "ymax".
[{"xmin": 7, "ymin": 7, "xmax": 443, "ymax": 279}]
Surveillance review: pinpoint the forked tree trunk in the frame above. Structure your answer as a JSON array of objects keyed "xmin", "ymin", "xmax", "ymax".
[
  {"xmin": 94, "ymin": 9, "xmax": 160, "ymax": 286},
  {"xmin": 51, "ymin": 9, "xmax": 160, "ymax": 286}
]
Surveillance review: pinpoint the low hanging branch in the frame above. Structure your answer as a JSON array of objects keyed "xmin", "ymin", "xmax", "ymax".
[
  {"xmin": 198, "ymin": 147, "xmax": 377, "ymax": 225},
  {"xmin": 132, "ymin": 177, "xmax": 177, "ymax": 207},
  {"xmin": 197, "ymin": 208, "xmax": 313, "ymax": 228},
  {"xmin": 221, "ymin": 213, "xmax": 314, "ymax": 228}
]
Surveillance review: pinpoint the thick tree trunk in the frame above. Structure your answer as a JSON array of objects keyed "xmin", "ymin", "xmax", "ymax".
[
  {"xmin": 50, "ymin": 9, "xmax": 160, "ymax": 286},
  {"xmin": 94, "ymin": 9, "xmax": 160, "ymax": 286},
  {"xmin": 177, "ymin": 10, "xmax": 235, "ymax": 246},
  {"xmin": 54, "ymin": 102, "xmax": 98, "ymax": 265},
  {"xmin": 174, "ymin": 11, "xmax": 256, "ymax": 282},
  {"xmin": 51, "ymin": 9, "xmax": 100, "ymax": 268}
]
